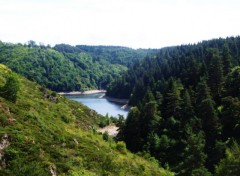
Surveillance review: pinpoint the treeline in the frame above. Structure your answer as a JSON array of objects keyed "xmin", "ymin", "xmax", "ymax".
[
  {"xmin": 0, "ymin": 41, "xmax": 152, "ymax": 91},
  {"xmin": 107, "ymin": 36, "xmax": 240, "ymax": 175}
]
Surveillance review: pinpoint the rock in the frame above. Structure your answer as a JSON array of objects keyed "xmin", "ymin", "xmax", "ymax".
[
  {"xmin": 0, "ymin": 134, "xmax": 10, "ymax": 169},
  {"xmin": 49, "ymin": 164, "xmax": 57, "ymax": 176},
  {"xmin": 73, "ymin": 138, "xmax": 79, "ymax": 146}
]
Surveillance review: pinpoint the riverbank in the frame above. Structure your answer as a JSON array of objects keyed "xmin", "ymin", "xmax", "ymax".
[
  {"xmin": 105, "ymin": 96, "xmax": 129, "ymax": 104},
  {"xmin": 58, "ymin": 90, "xmax": 106, "ymax": 95}
]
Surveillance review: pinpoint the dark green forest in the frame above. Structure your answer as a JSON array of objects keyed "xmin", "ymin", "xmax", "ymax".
[
  {"xmin": 107, "ymin": 36, "xmax": 240, "ymax": 175},
  {"xmin": 0, "ymin": 41, "xmax": 153, "ymax": 91}
]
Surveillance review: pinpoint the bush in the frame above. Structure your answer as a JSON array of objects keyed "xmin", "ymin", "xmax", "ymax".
[
  {"xmin": 0, "ymin": 74, "xmax": 20, "ymax": 103},
  {"xmin": 102, "ymin": 132, "xmax": 109, "ymax": 141},
  {"xmin": 116, "ymin": 141, "xmax": 127, "ymax": 154}
]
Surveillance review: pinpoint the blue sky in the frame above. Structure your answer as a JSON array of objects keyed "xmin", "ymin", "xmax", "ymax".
[{"xmin": 0, "ymin": 0, "xmax": 240, "ymax": 48}]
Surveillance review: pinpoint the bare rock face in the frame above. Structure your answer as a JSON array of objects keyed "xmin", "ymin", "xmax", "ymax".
[
  {"xmin": 0, "ymin": 134, "xmax": 10, "ymax": 169},
  {"xmin": 49, "ymin": 164, "xmax": 57, "ymax": 176}
]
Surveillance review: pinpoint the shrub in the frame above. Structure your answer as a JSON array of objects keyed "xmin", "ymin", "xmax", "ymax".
[
  {"xmin": 116, "ymin": 141, "xmax": 127, "ymax": 154},
  {"xmin": 0, "ymin": 74, "xmax": 20, "ymax": 103},
  {"xmin": 102, "ymin": 132, "xmax": 109, "ymax": 141}
]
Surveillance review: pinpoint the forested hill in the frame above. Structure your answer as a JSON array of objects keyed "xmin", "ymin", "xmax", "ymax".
[
  {"xmin": 0, "ymin": 41, "xmax": 153, "ymax": 92},
  {"xmin": 75, "ymin": 45, "xmax": 156, "ymax": 66},
  {"xmin": 107, "ymin": 36, "xmax": 240, "ymax": 100},
  {"xmin": 107, "ymin": 36, "xmax": 240, "ymax": 175},
  {"xmin": 0, "ymin": 64, "xmax": 172, "ymax": 176}
]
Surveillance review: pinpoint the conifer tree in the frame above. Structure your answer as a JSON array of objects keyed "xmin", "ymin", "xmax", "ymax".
[
  {"xmin": 222, "ymin": 43, "xmax": 233, "ymax": 75},
  {"xmin": 122, "ymin": 107, "xmax": 142, "ymax": 152},
  {"xmin": 177, "ymin": 127, "xmax": 211, "ymax": 176},
  {"xmin": 165, "ymin": 79, "xmax": 182, "ymax": 118},
  {"xmin": 224, "ymin": 66, "xmax": 240, "ymax": 98},
  {"xmin": 208, "ymin": 49, "xmax": 224, "ymax": 101}
]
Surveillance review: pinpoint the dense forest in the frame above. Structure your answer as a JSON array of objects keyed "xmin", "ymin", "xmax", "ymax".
[
  {"xmin": 0, "ymin": 64, "xmax": 172, "ymax": 175},
  {"xmin": 107, "ymin": 36, "xmax": 240, "ymax": 175},
  {"xmin": 0, "ymin": 41, "xmax": 153, "ymax": 91}
]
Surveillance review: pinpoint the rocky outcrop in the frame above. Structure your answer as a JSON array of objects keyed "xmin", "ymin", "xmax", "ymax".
[
  {"xmin": 49, "ymin": 164, "xmax": 57, "ymax": 176},
  {"xmin": 0, "ymin": 134, "xmax": 10, "ymax": 169}
]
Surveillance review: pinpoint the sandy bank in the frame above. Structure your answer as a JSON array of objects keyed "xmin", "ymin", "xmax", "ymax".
[
  {"xmin": 97, "ymin": 124, "xmax": 119, "ymax": 137},
  {"xmin": 58, "ymin": 90, "xmax": 106, "ymax": 95}
]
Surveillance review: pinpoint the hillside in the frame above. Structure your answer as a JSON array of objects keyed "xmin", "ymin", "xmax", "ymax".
[
  {"xmin": 0, "ymin": 64, "xmax": 172, "ymax": 176},
  {"xmin": 0, "ymin": 41, "xmax": 153, "ymax": 92},
  {"xmin": 107, "ymin": 36, "xmax": 240, "ymax": 175}
]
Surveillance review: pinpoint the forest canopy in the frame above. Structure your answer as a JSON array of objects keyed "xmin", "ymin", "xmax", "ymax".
[
  {"xmin": 107, "ymin": 36, "xmax": 240, "ymax": 175},
  {"xmin": 0, "ymin": 42, "xmax": 154, "ymax": 91}
]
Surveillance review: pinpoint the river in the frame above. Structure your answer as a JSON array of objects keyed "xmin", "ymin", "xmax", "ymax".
[{"xmin": 65, "ymin": 93, "xmax": 129, "ymax": 118}]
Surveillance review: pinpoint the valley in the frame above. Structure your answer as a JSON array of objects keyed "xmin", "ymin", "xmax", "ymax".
[{"xmin": 1, "ymin": 36, "xmax": 240, "ymax": 175}]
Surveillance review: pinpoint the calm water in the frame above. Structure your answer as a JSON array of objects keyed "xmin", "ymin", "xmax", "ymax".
[{"xmin": 65, "ymin": 93, "xmax": 129, "ymax": 117}]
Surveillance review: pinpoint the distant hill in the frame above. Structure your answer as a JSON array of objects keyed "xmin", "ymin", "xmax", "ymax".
[
  {"xmin": 0, "ymin": 41, "xmax": 154, "ymax": 92},
  {"xmin": 0, "ymin": 64, "xmax": 172, "ymax": 176}
]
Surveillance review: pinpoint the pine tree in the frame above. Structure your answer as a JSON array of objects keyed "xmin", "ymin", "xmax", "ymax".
[
  {"xmin": 224, "ymin": 66, "xmax": 240, "ymax": 98},
  {"xmin": 180, "ymin": 89, "xmax": 195, "ymax": 122},
  {"xmin": 215, "ymin": 141, "xmax": 240, "ymax": 176},
  {"xmin": 222, "ymin": 43, "xmax": 233, "ymax": 75},
  {"xmin": 165, "ymin": 79, "xmax": 183, "ymax": 118},
  {"xmin": 196, "ymin": 79, "xmax": 211, "ymax": 105},
  {"xmin": 207, "ymin": 49, "xmax": 224, "ymax": 102},
  {"xmin": 221, "ymin": 96, "xmax": 240, "ymax": 140},
  {"xmin": 177, "ymin": 127, "xmax": 211, "ymax": 176},
  {"xmin": 196, "ymin": 80, "xmax": 221, "ymax": 171},
  {"xmin": 122, "ymin": 107, "xmax": 142, "ymax": 152}
]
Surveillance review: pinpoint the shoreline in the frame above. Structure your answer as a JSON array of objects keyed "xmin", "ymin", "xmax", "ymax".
[
  {"xmin": 58, "ymin": 89, "xmax": 106, "ymax": 95},
  {"xmin": 105, "ymin": 96, "xmax": 129, "ymax": 104}
]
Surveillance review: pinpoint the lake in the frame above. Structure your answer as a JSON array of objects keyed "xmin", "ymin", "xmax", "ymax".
[{"xmin": 65, "ymin": 93, "xmax": 129, "ymax": 117}]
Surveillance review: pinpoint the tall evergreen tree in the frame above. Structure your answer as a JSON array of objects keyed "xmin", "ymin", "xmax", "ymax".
[
  {"xmin": 140, "ymin": 101, "xmax": 161, "ymax": 142},
  {"xmin": 224, "ymin": 66, "xmax": 240, "ymax": 98},
  {"xmin": 122, "ymin": 107, "xmax": 142, "ymax": 152},
  {"xmin": 165, "ymin": 79, "xmax": 183, "ymax": 118},
  {"xmin": 196, "ymin": 79, "xmax": 221, "ymax": 171},
  {"xmin": 222, "ymin": 43, "xmax": 233, "ymax": 75},
  {"xmin": 207, "ymin": 49, "xmax": 224, "ymax": 102},
  {"xmin": 221, "ymin": 96, "xmax": 240, "ymax": 140},
  {"xmin": 215, "ymin": 141, "xmax": 240, "ymax": 176},
  {"xmin": 177, "ymin": 127, "xmax": 211, "ymax": 176},
  {"xmin": 180, "ymin": 89, "xmax": 195, "ymax": 122}
]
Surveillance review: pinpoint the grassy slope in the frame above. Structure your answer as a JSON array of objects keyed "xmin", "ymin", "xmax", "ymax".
[{"xmin": 0, "ymin": 64, "xmax": 172, "ymax": 176}]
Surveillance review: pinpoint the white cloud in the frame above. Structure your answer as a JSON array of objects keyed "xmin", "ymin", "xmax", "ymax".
[{"xmin": 0, "ymin": 0, "xmax": 240, "ymax": 48}]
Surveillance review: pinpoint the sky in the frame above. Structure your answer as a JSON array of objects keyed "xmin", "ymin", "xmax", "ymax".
[{"xmin": 0, "ymin": 0, "xmax": 240, "ymax": 49}]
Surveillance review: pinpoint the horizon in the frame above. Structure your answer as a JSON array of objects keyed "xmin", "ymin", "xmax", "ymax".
[
  {"xmin": 0, "ymin": 0, "xmax": 240, "ymax": 49},
  {"xmin": 1, "ymin": 35, "xmax": 239, "ymax": 50}
]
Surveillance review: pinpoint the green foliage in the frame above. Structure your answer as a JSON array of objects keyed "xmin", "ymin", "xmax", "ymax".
[
  {"xmin": 220, "ymin": 96, "xmax": 240, "ymax": 140},
  {"xmin": 0, "ymin": 73, "xmax": 20, "ymax": 103},
  {"xmin": 215, "ymin": 141, "xmax": 240, "ymax": 176},
  {"xmin": 0, "ymin": 65, "xmax": 172, "ymax": 176},
  {"xmin": 107, "ymin": 37, "xmax": 240, "ymax": 175},
  {"xmin": 102, "ymin": 132, "xmax": 109, "ymax": 141},
  {"xmin": 0, "ymin": 42, "xmax": 152, "ymax": 92},
  {"xmin": 207, "ymin": 49, "xmax": 224, "ymax": 101},
  {"xmin": 224, "ymin": 66, "xmax": 240, "ymax": 98},
  {"xmin": 116, "ymin": 141, "xmax": 127, "ymax": 154},
  {"xmin": 121, "ymin": 107, "xmax": 141, "ymax": 152}
]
